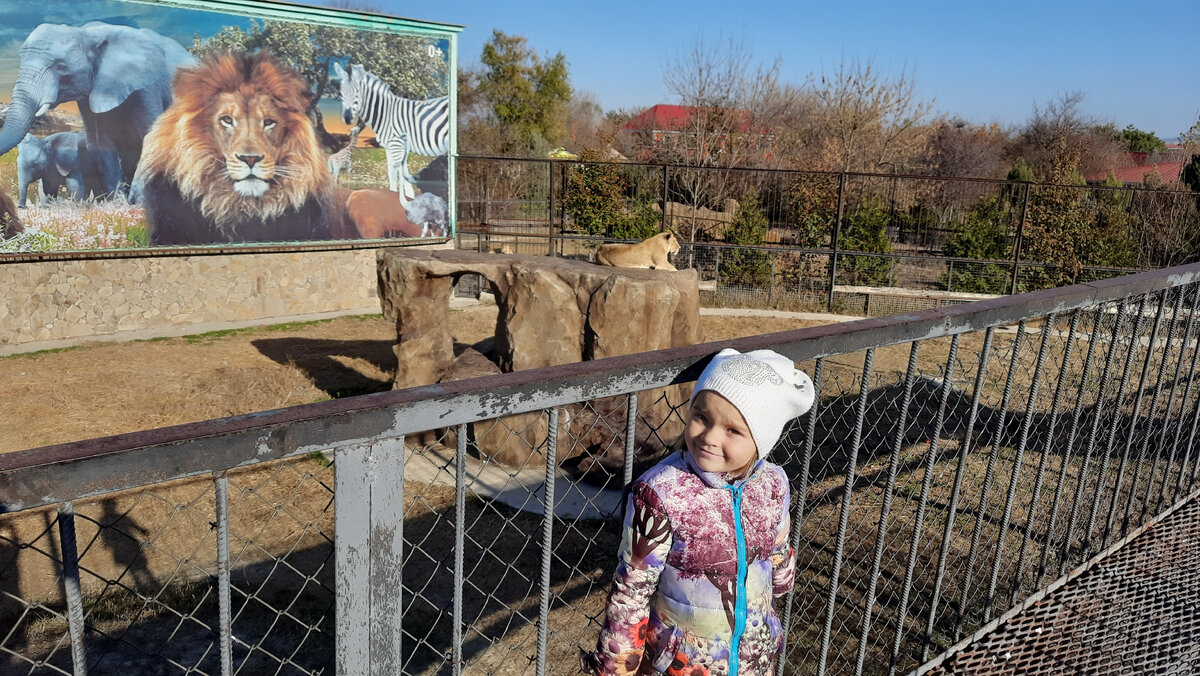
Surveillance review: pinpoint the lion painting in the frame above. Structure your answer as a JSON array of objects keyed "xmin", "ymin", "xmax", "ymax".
[
  {"xmin": 134, "ymin": 51, "xmax": 336, "ymax": 245},
  {"xmin": 595, "ymin": 232, "xmax": 681, "ymax": 270}
]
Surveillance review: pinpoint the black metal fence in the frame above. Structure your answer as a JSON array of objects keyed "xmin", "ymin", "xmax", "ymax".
[
  {"xmin": 5, "ymin": 263, "xmax": 1200, "ymax": 674},
  {"xmin": 456, "ymin": 156, "xmax": 1200, "ymax": 312}
]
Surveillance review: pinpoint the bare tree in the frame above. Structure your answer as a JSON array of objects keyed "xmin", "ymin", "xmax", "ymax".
[
  {"xmin": 902, "ymin": 117, "xmax": 1014, "ymax": 226},
  {"xmin": 1012, "ymin": 91, "xmax": 1123, "ymax": 179},
  {"xmin": 802, "ymin": 60, "xmax": 935, "ymax": 173},
  {"xmin": 654, "ymin": 34, "xmax": 785, "ymax": 247},
  {"xmin": 564, "ymin": 91, "xmax": 608, "ymax": 154},
  {"xmin": 1180, "ymin": 112, "xmax": 1200, "ymax": 151}
]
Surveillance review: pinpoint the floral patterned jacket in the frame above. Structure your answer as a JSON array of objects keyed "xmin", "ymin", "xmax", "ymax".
[{"xmin": 582, "ymin": 451, "xmax": 796, "ymax": 676}]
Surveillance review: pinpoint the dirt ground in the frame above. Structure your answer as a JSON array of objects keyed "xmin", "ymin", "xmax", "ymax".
[{"xmin": 0, "ymin": 304, "xmax": 840, "ymax": 455}]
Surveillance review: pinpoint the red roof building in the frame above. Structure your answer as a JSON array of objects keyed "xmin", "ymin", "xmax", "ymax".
[
  {"xmin": 1085, "ymin": 162, "xmax": 1184, "ymax": 185},
  {"xmin": 623, "ymin": 104, "xmax": 696, "ymax": 135},
  {"xmin": 1086, "ymin": 148, "xmax": 1190, "ymax": 185},
  {"xmin": 621, "ymin": 104, "xmax": 770, "ymax": 161}
]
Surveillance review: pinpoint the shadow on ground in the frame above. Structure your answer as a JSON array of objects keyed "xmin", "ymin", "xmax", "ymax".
[{"xmin": 252, "ymin": 338, "xmax": 396, "ymax": 398}]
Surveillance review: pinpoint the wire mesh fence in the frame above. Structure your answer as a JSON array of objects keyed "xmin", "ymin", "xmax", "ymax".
[
  {"xmin": 455, "ymin": 156, "xmax": 1200, "ymax": 315},
  {"xmin": 920, "ymin": 485, "xmax": 1200, "ymax": 674},
  {"xmin": 4, "ymin": 264, "xmax": 1200, "ymax": 674}
]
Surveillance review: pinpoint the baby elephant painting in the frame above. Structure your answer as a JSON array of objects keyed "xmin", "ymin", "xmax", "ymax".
[
  {"xmin": 16, "ymin": 132, "xmax": 115, "ymax": 207},
  {"xmin": 0, "ymin": 21, "xmax": 195, "ymax": 197}
]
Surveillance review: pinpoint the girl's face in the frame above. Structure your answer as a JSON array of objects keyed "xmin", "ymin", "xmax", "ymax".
[{"xmin": 685, "ymin": 390, "xmax": 758, "ymax": 475}]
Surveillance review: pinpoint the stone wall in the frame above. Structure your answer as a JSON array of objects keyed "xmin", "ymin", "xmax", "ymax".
[{"xmin": 0, "ymin": 243, "xmax": 449, "ymax": 355}]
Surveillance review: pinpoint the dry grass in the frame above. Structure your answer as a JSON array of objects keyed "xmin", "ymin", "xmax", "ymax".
[{"xmin": 0, "ymin": 307, "xmax": 832, "ymax": 454}]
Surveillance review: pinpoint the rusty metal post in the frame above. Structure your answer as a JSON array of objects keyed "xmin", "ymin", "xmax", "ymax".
[
  {"xmin": 827, "ymin": 173, "xmax": 847, "ymax": 311},
  {"xmin": 778, "ymin": 358, "xmax": 825, "ymax": 676},
  {"xmin": 662, "ymin": 164, "xmax": 670, "ymax": 232},
  {"xmin": 1009, "ymin": 183, "xmax": 1031, "ymax": 295},
  {"xmin": 547, "ymin": 161, "xmax": 555, "ymax": 257},
  {"xmin": 818, "ymin": 349, "xmax": 873, "ymax": 674}
]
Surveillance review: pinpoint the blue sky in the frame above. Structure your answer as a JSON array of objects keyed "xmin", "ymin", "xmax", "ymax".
[
  {"xmin": 361, "ymin": 0, "xmax": 1200, "ymax": 141},
  {"xmin": 2, "ymin": 0, "xmax": 1195, "ymax": 141}
]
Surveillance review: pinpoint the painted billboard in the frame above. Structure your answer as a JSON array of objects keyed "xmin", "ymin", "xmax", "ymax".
[{"xmin": 0, "ymin": 0, "xmax": 460, "ymax": 252}]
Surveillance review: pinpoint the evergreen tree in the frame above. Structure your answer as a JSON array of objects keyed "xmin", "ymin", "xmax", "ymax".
[
  {"xmin": 838, "ymin": 196, "xmax": 893, "ymax": 286},
  {"xmin": 720, "ymin": 191, "xmax": 772, "ymax": 288},
  {"xmin": 479, "ymin": 31, "xmax": 572, "ymax": 154}
]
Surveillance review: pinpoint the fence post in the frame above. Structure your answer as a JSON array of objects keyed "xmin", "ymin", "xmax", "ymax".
[
  {"xmin": 768, "ymin": 252, "xmax": 777, "ymax": 306},
  {"xmin": 547, "ymin": 161, "xmax": 556, "ymax": 257},
  {"xmin": 57, "ymin": 501, "xmax": 88, "ymax": 676},
  {"xmin": 336, "ymin": 438, "xmax": 406, "ymax": 674},
  {"xmin": 827, "ymin": 173, "xmax": 847, "ymax": 311},
  {"xmin": 215, "ymin": 473, "xmax": 233, "ymax": 676},
  {"xmin": 662, "ymin": 164, "xmax": 670, "ymax": 231},
  {"xmin": 714, "ymin": 247, "xmax": 722, "ymax": 290},
  {"xmin": 1009, "ymin": 182, "xmax": 1031, "ymax": 295},
  {"xmin": 947, "ymin": 260, "xmax": 954, "ymax": 292},
  {"xmin": 482, "ymin": 166, "xmax": 489, "ymax": 226},
  {"xmin": 536, "ymin": 409, "xmax": 560, "ymax": 676}
]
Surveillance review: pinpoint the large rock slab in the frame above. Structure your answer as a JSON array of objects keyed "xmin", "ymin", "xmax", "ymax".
[{"xmin": 377, "ymin": 249, "xmax": 701, "ymax": 468}]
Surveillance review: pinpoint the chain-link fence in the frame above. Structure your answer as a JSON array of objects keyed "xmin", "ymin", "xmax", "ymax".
[
  {"xmin": 5, "ymin": 263, "xmax": 1200, "ymax": 674},
  {"xmin": 456, "ymin": 156, "xmax": 1200, "ymax": 314}
]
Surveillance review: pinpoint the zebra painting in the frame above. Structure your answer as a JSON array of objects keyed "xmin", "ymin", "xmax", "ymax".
[{"xmin": 331, "ymin": 61, "xmax": 448, "ymax": 201}]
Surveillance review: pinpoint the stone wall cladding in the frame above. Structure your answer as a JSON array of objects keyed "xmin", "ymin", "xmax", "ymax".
[{"xmin": 0, "ymin": 246, "xmax": 439, "ymax": 350}]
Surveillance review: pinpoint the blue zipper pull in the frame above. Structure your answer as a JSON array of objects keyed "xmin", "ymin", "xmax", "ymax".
[{"xmin": 728, "ymin": 484, "xmax": 748, "ymax": 675}]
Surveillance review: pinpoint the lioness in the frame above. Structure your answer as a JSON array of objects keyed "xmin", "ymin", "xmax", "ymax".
[{"xmin": 596, "ymin": 232, "xmax": 681, "ymax": 271}]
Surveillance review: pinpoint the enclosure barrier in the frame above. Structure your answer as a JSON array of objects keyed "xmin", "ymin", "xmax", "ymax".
[
  {"xmin": 455, "ymin": 228, "xmax": 1139, "ymax": 317},
  {"xmin": 456, "ymin": 154, "xmax": 1196, "ymax": 310},
  {"xmin": 5, "ymin": 262, "xmax": 1200, "ymax": 674}
]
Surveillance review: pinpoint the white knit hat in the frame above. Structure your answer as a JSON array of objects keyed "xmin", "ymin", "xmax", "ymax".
[{"xmin": 690, "ymin": 348, "xmax": 816, "ymax": 458}]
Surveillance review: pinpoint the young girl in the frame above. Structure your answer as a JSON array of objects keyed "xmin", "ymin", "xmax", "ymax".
[{"xmin": 582, "ymin": 348, "xmax": 815, "ymax": 676}]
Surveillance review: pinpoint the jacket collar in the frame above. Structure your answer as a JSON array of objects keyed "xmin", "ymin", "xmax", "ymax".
[{"xmin": 680, "ymin": 450, "xmax": 763, "ymax": 489}]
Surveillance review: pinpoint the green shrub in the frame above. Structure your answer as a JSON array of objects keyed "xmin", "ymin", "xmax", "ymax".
[
  {"xmin": 610, "ymin": 202, "xmax": 661, "ymax": 241},
  {"xmin": 941, "ymin": 197, "xmax": 1013, "ymax": 293},
  {"xmin": 720, "ymin": 190, "xmax": 771, "ymax": 288},
  {"xmin": 783, "ymin": 174, "xmax": 836, "ymax": 247},
  {"xmin": 562, "ymin": 157, "xmax": 626, "ymax": 236},
  {"xmin": 837, "ymin": 196, "xmax": 892, "ymax": 286}
]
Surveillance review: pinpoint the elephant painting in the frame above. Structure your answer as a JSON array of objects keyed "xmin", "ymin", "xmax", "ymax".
[
  {"xmin": 16, "ymin": 132, "xmax": 115, "ymax": 207},
  {"xmin": 0, "ymin": 22, "xmax": 195, "ymax": 198}
]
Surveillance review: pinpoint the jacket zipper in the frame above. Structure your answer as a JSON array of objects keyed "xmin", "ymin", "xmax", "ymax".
[{"xmin": 728, "ymin": 484, "xmax": 747, "ymax": 675}]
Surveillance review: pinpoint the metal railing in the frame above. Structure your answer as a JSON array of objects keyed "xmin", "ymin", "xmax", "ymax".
[
  {"xmin": 456, "ymin": 155, "xmax": 1200, "ymax": 308},
  {"xmin": 5, "ymin": 262, "xmax": 1200, "ymax": 674},
  {"xmin": 455, "ymin": 229, "xmax": 1142, "ymax": 317}
]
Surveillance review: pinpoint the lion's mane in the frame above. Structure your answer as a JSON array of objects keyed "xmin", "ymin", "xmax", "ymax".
[{"xmin": 136, "ymin": 51, "xmax": 335, "ymax": 244}]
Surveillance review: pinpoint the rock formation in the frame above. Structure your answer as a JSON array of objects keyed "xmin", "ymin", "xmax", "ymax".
[{"xmin": 377, "ymin": 249, "xmax": 701, "ymax": 469}]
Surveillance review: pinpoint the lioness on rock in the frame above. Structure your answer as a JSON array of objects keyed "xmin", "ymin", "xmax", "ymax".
[{"xmin": 595, "ymin": 232, "xmax": 681, "ymax": 271}]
